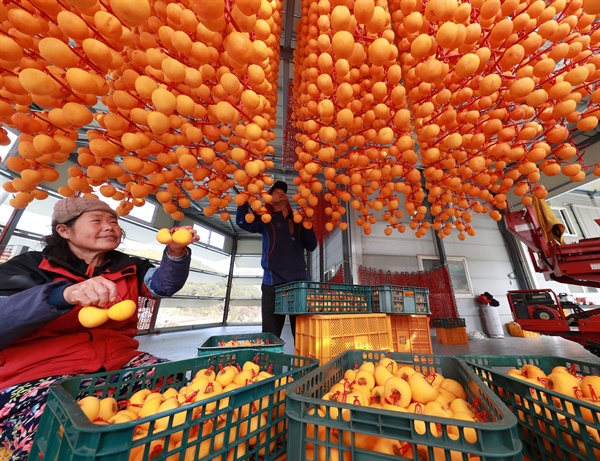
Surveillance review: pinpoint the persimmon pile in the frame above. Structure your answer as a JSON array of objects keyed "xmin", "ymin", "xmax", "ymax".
[
  {"xmin": 76, "ymin": 360, "xmax": 291, "ymax": 461},
  {"xmin": 0, "ymin": 0, "xmax": 599, "ymax": 238},
  {"xmin": 307, "ymin": 355, "xmax": 488, "ymax": 460},
  {"xmin": 506, "ymin": 363, "xmax": 600, "ymax": 458}
]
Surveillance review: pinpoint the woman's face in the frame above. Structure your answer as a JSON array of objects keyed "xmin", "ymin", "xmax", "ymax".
[{"xmin": 58, "ymin": 210, "xmax": 122, "ymax": 254}]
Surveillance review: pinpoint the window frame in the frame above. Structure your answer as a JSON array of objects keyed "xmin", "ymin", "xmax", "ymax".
[
  {"xmin": 550, "ymin": 206, "xmax": 578, "ymax": 237},
  {"xmin": 417, "ymin": 255, "xmax": 475, "ymax": 297}
]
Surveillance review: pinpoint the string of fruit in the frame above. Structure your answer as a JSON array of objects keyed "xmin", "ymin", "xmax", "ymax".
[
  {"xmin": 78, "ymin": 299, "xmax": 137, "ymax": 328},
  {"xmin": 0, "ymin": 0, "xmax": 599, "ymax": 239},
  {"xmin": 505, "ymin": 363, "xmax": 600, "ymax": 457},
  {"xmin": 0, "ymin": 0, "xmax": 283, "ymax": 223},
  {"xmin": 306, "ymin": 355, "xmax": 488, "ymax": 461},
  {"xmin": 290, "ymin": 0, "xmax": 600, "ymax": 239},
  {"xmin": 76, "ymin": 358, "xmax": 291, "ymax": 461}
]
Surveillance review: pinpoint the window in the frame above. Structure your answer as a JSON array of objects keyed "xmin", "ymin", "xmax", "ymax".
[
  {"xmin": 417, "ymin": 255, "xmax": 474, "ymax": 297},
  {"xmin": 92, "ymin": 191, "xmax": 156, "ymax": 224},
  {"xmin": 550, "ymin": 206, "xmax": 577, "ymax": 236},
  {"xmin": 193, "ymin": 223, "xmax": 225, "ymax": 250}
]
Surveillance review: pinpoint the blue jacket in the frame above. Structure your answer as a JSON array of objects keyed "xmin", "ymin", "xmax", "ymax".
[{"xmin": 236, "ymin": 203, "xmax": 317, "ymax": 285}]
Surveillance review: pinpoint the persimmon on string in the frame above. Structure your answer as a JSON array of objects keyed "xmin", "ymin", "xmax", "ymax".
[
  {"xmin": 1, "ymin": 0, "xmax": 599, "ymax": 239},
  {"xmin": 1, "ymin": 0, "xmax": 285, "ymax": 222}
]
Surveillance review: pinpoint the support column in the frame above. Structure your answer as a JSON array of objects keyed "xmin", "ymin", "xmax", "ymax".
[
  {"xmin": 223, "ymin": 237, "xmax": 237, "ymax": 325},
  {"xmin": 0, "ymin": 207, "xmax": 24, "ymax": 248},
  {"xmin": 498, "ymin": 218, "xmax": 533, "ymax": 290}
]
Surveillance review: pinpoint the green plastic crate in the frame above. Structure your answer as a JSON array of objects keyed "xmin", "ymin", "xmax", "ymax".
[
  {"xmin": 197, "ymin": 332, "xmax": 285, "ymax": 356},
  {"xmin": 274, "ymin": 281, "xmax": 372, "ymax": 314},
  {"xmin": 30, "ymin": 350, "xmax": 318, "ymax": 461},
  {"xmin": 371, "ymin": 285, "xmax": 431, "ymax": 314},
  {"xmin": 286, "ymin": 350, "xmax": 523, "ymax": 461},
  {"xmin": 461, "ymin": 355, "xmax": 600, "ymax": 461}
]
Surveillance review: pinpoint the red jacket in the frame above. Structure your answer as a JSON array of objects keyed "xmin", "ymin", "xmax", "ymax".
[
  {"xmin": 0, "ymin": 248, "xmax": 189, "ymax": 389},
  {"xmin": 0, "ymin": 257, "xmax": 148, "ymax": 389}
]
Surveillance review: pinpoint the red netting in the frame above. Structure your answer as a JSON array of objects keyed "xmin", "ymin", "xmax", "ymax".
[
  {"xmin": 312, "ymin": 192, "xmax": 329, "ymax": 244},
  {"xmin": 330, "ymin": 265, "xmax": 344, "ymax": 283},
  {"xmin": 282, "ymin": 81, "xmax": 298, "ymax": 170},
  {"xmin": 357, "ymin": 265, "xmax": 459, "ymax": 318}
]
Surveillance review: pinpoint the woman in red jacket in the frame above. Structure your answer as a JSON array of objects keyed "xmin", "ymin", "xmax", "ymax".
[{"xmin": 0, "ymin": 197, "xmax": 198, "ymax": 461}]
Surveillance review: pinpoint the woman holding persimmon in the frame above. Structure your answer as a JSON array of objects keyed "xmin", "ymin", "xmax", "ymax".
[{"xmin": 0, "ymin": 196, "xmax": 198, "ymax": 461}]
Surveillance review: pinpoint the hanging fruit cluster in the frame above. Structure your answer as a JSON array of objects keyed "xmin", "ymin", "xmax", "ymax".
[
  {"xmin": 1, "ymin": 0, "xmax": 599, "ymax": 239},
  {"xmin": 290, "ymin": 0, "xmax": 600, "ymax": 239},
  {"xmin": 0, "ymin": 0, "xmax": 282, "ymax": 222}
]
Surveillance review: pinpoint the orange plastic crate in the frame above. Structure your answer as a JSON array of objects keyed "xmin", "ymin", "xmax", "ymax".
[
  {"xmin": 435, "ymin": 326, "xmax": 469, "ymax": 344},
  {"xmin": 295, "ymin": 314, "xmax": 393, "ymax": 364},
  {"xmin": 388, "ymin": 314, "xmax": 433, "ymax": 353}
]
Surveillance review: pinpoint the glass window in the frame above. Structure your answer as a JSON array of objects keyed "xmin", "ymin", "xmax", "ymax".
[
  {"xmin": 550, "ymin": 207, "xmax": 577, "ymax": 236},
  {"xmin": 192, "ymin": 223, "xmax": 225, "ymax": 250},
  {"xmin": 417, "ymin": 255, "xmax": 474, "ymax": 296}
]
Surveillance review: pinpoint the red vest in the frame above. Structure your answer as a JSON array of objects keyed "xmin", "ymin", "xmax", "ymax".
[{"xmin": 0, "ymin": 259, "xmax": 149, "ymax": 389}]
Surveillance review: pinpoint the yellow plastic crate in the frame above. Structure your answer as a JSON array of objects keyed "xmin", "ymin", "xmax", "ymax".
[
  {"xmin": 435, "ymin": 326, "xmax": 469, "ymax": 344},
  {"xmin": 295, "ymin": 314, "xmax": 393, "ymax": 364},
  {"xmin": 388, "ymin": 314, "xmax": 433, "ymax": 353}
]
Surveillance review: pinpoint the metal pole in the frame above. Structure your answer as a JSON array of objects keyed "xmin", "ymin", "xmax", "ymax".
[
  {"xmin": 0, "ymin": 207, "xmax": 24, "ymax": 248},
  {"xmin": 342, "ymin": 203, "xmax": 353, "ymax": 283},
  {"xmin": 222, "ymin": 237, "xmax": 237, "ymax": 325},
  {"xmin": 498, "ymin": 217, "xmax": 533, "ymax": 290},
  {"xmin": 319, "ymin": 241, "xmax": 324, "ymax": 281}
]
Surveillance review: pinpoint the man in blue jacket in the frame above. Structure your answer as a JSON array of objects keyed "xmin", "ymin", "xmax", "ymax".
[{"xmin": 236, "ymin": 180, "xmax": 317, "ymax": 340}]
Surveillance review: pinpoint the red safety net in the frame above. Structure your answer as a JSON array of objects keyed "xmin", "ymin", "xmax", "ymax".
[{"xmin": 357, "ymin": 264, "xmax": 459, "ymax": 318}]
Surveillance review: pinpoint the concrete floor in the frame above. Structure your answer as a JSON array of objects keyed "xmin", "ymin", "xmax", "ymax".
[{"xmin": 136, "ymin": 322, "xmax": 600, "ymax": 364}]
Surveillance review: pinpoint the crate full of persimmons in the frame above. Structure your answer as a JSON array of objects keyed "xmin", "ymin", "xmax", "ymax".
[
  {"xmin": 285, "ymin": 350, "xmax": 523, "ymax": 461},
  {"xmin": 30, "ymin": 349, "xmax": 318, "ymax": 461},
  {"xmin": 460, "ymin": 355, "xmax": 599, "ymax": 461},
  {"xmin": 197, "ymin": 332, "xmax": 286, "ymax": 356}
]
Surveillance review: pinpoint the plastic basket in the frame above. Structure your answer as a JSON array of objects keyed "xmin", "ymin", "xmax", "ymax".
[
  {"xmin": 371, "ymin": 285, "xmax": 430, "ymax": 314},
  {"xmin": 432, "ymin": 317, "xmax": 466, "ymax": 328},
  {"xmin": 294, "ymin": 313, "xmax": 393, "ymax": 364},
  {"xmin": 197, "ymin": 332, "xmax": 285, "ymax": 356},
  {"xmin": 286, "ymin": 350, "xmax": 523, "ymax": 461},
  {"xmin": 436, "ymin": 326, "xmax": 469, "ymax": 344},
  {"xmin": 460, "ymin": 355, "xmax": 600, "ymax": 461},
  {"xmin": 388, "ymin": 315, "xmax": 433, "ymax": 354},
  {"xmin": 30, "ymin": 350, "xmax": 318, "ymax": 461},
  {"xmin": 274, "ymin": 281, "xmax": 372, "ymax": 314}
]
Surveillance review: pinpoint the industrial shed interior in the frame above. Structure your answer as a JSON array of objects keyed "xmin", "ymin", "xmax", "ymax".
[{"xmin": 1, "ymin": 0, "xmax": 600, "ymax": 460}]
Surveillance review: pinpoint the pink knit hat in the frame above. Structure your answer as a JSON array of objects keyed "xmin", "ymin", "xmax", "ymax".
[{"xmin": 52, "ymin": 197, "xmax": 118, "ymax": 226}]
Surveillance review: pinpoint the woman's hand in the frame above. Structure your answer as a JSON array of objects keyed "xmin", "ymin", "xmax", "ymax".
[
  {"xmin": 167, "ymin": 225, "xmax": 199, "ymax": 257},
  {"xmin": 63, "ymin": 276, "xmax": 119, "ymax": 307}
]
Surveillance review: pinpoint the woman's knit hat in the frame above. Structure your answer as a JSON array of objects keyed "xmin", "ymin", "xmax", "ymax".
[{"xmin": 52, "ymin": 197, "xmax": 118, "ymax": 226}]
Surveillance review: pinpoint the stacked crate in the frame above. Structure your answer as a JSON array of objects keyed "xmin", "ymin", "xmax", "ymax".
[
  {"xmin": 432, "ymin": 317, "xmax": 469, "ymax": 344},
  {"xmin": 371, "ymin": 285, "xmax": 433, "ymax": 353},
  {"xmin": 275, "ymin": 282, "xmax": 393, "ymax": 363}
]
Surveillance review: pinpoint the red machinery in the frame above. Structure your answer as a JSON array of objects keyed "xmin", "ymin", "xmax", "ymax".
[
  {"xmin": 504, "ymin": 205, "xmax": 600, "ymax": 357},
  {"xmin": 504, "ymin": 205, "xmax": 600, "ymax": 288},
  {"xmin": 506, "ymin": 289, "xmax": 600, "ymax": 357}
]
